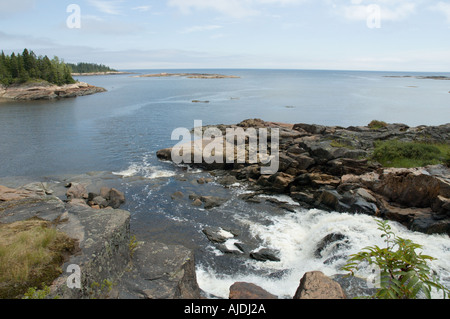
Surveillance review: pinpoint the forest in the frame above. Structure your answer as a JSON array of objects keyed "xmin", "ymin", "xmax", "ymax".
[
  {"xmin": 67, "ymin": 62, "xmax": 117, "ymax": 74},
  {"xmin": 0, "ymin": 49, "xmax": 75, "ymax": 86}
]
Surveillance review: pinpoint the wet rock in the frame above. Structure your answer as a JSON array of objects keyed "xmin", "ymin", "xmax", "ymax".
[
  {"xmin": 217, "ymin": 175, "xmax": 238, "ymax": 186},
  {"xmin": 202, "ymin": 227, "xmax": 235, "ymax": 244},
  {"xmin": 250, "ymin": 248, "xmax": 280, "ymax": 262},
  {"xmin": 229, "ymin": 282, "xmax": 278, "ymax": 299},
  {"xmin": 201, "ymin": 196, "xmax": 227, "ymax": 209},
  {"xmin": 107, "ymin": 188, "xmax": 126, "ymax": 209},
  {"xmin": 216, "ymin": 243, "xmax": 245, "ymax": 255},
  {"xmin": 191, "ymin": 198, "xmax": 203, "ymax": 207},
  {"xmin": 290, "ymin": 191, "xmax": 316, "ymax": 205},
  {"xmin": 293, "ymin": 271, "xmax": 347, "ymax": 299},
  {"xmin": 171, "ymin": 191, "xmax": 184, "ymax": 200},
  {"xmin": 156, "ymin": 148, "xmax": 172, "ymax": 161},
  {"xmin": 332, "ymin": 274, "xmax": 377, "ymax": 299},
  {"xmin": 316, "ymin": 190, "xmax": 344, "ymax": 211},
  {"xmin": 315, "ymin": 233, "xmax": 349, "ymax": 259}
]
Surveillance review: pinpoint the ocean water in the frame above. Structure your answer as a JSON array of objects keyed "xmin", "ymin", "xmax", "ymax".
[{"xmin": 0, "ymin": 69, "xmax": 449, "ymax": 298}]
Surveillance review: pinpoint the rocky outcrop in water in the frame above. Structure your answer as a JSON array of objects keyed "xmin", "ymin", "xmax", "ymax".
[
  {"xmin": 157, "ymin": 119, "xmax": 450, "ymax": 236},
  {"xmin": 0, "ymin": 81, "xmax": 106, "ymax": 101}
]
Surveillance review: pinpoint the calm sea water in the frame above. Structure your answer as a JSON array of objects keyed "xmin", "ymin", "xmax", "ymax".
[{"xmin": 0, "ymin": 69, "xmax": 449, "ymax": 298}]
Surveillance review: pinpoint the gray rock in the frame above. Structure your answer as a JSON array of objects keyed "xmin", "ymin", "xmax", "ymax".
[
  {"xmin": 250, "ymin": 248, "xmax": 280, "ymax": 262},
  {"xmin": 66, "ymin": 183, "xmax": 88, "ymax": 200},
  {"xmin": 314, "ymin": 233, "xmax": 349, "ymax": 259},
  {"xmin": 117, "ymin": 241, "xmax": 200, "ymax": 299},
  {"xmin": 293, "ymin": 123, "xmax": 327, "ymax": 135},
  {"xmin": 202, "ymin": 226, "xmax": 233, "ymax": 244}
]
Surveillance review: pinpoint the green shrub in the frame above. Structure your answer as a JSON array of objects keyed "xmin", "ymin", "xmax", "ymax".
[
  {"xmin": 372, "ymin": 140, "xmax": 450, "ymax": 168},
  {"xmin": 368, "ymin": 120, "xmax": 388, "ymax": 130},
  {"xmin": 342, "ymin": 220, "xmax": 449, "ymax": 299}
]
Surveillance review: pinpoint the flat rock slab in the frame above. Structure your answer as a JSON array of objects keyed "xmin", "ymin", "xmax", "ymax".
[{"xmin": 117, "ymin": 241, "xmax": 200, "ymax": 299}]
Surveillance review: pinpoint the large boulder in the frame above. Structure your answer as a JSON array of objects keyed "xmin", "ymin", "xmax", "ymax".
[
  {"xmin": 293, "ymin": 271, "xmax": 347, "ymax": 299},
  {"xmin": 371, "ymin": 166, "xmax": 450, "ymax": 210}
]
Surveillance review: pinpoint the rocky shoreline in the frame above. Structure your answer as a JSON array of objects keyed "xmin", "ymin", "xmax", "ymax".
[
  {"xmin": 0, "ymin": 81, "xmax": 106, "ymax": 101},
  {"xmin": 0, "ymin": 173, "xmax": 376, "ymax": 299},
  {"xmin": 157, "ymin": 119, "xmax": 450, "ymax": 237}
]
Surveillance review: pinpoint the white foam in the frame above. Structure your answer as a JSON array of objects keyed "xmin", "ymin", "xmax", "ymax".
[
  {"xmin": 197, "ymin": 208, "xmax": 450, "ymax": 299},
  {"xmin": 218, "ymin": 228, "xmax": 235, "ymax": 240},
  {"xmin": 112, "ymin": 161, "xmax": 176, "ymax": 179}
]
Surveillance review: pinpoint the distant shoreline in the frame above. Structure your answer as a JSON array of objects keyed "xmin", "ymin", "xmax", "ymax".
[{"xmin": 132, "ymin": 72, "xmax": 240, "ymax": 79}]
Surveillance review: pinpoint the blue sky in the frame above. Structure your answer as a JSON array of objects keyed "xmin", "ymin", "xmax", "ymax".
[{"xmin": 1, "ymin": 0, "xmax": 450, "ymax": 71}]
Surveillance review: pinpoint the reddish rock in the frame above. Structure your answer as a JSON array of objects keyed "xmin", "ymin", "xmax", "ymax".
[
  {"xmin": 229, "ymin": 282, "xmax": 278, "ymax": 299},
  {"xmin": 0, "ymin": 185, "xmax": 34, "ymax": 201},
  {"xmin": 293, "ymin": 271, "xmax": 346, "ymax": 299}
]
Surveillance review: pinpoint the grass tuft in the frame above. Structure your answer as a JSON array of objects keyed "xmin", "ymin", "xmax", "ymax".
[
  {"xmin": 372, "ymin": 139, "xmax": 450, "ymax": 168},
  {"xmin": 0, "ymin": 218, "xmax": 77, "ymax": 299}
]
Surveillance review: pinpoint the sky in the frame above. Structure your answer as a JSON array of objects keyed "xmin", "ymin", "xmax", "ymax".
[{"xmin": 1, "ymin": 0, "xmax": 450, "ymax": 71}]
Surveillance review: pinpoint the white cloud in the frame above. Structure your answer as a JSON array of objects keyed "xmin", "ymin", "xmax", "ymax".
[
  {"xmin": 87, "ymin": 0, "xmax": 124, "ymax": 15},
  {"xmin": 329, "ymin": 0, "xmax": 418, "ymax": 22},
  {"xmin": 430, "ymin": 1, "xmax": 450, "ymax": 23},
  {"xmin": 167, "ymin": 0, "xmax": 308, "ymax": 18},
  {"xmin": 180, "ymin": 25, "xmax": 223, "ymax": 34},
  {"xmin": 168, "ymin": 0, "xmax": 257, "ymax": 18},
  {"xmin": 132, "ymin": 6, "xmax": 152, "ymax": 12}
]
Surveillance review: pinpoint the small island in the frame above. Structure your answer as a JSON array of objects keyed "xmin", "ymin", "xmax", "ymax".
[
  {"xmin": 133, "ymin": 72, "xmax": 240, "ymax": 79},
  {"xmin": 384, "ymin": 75, "xmax": 450, "ymax": 80},
  {"xmin": 0, "ymin": 49, "xmax": 107, "ymax": 101}
]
